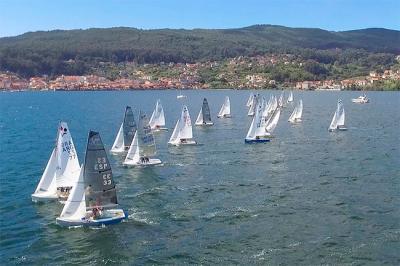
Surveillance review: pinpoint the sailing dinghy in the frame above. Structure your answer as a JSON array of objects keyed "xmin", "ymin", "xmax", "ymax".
[
  {"xmin": 110, "ymin": 106, "xmax": 137, "ymax": 153},
  {"xmin": 288, "ymin": 99, "xmax": 303, "ymax": 123},
  {"xmin": 149, "ymin": 99, "xmax": 168, "ymax": 131},
  {"xmin": 56, "ymin": 131, "xmax": 126, "ymax": 227},
  {"xmin": 168, "ymin": 105, "xmax": 197, "ymax": 146},
  {"xmin": 123, "ymin": 112, "xmax": 161, "ymax": 166},
  {"xmin": 195, "ymin": 98, "xmax": 213, "ymax": 126},
  {"xmin": 217, "ymin": 96, "xmax": 231, "ymax": 118},
  {"xmin": 287, "ymin": 91, "xmax": 294, "ymax": 103},
  {"xmin": 329, "ymin": 99, "xmax": 347, "ymax": 131},
  {"xmin": 32, "ymin": 122, "xmax": 81, "ymax": 202}
]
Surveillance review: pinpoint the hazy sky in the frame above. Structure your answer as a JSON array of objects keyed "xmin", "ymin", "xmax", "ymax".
[{"xmin": 0, "ymin": 0, "xmax": 399, "ymax": 37}]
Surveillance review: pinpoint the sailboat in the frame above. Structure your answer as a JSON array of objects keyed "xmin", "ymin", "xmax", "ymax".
[
  {"xmin": 245, "ymin": 96, "xmax": 271, "ymax": 143},
  {"xmin": 110, "ymin": 106, "xmax": 137, "ymax": 153},
  {"xmin": 217, "ymin": 96, "xmax": 231, "ymax": 118},
  {"xmin": 288, "ymin": 99, "xmax": 303, "ymax": 123},
  {"xmin": 123, "ymin": 111, "xmax": 162, "ymax": 166},
  {"xmin": 195, "ymin": 98, "xmax": 213, "ymax": 126},
  {"xmin": 168, "ymin": 105, "xmax": 197, "ymax": 146},
  {"xmin": 287, "ymin": 91, "xmax": 294, "ymax": 103},
  {"xmin": 149, "ymin": 99, "xmax": 167, "ymax": 131},
  {"xmin": 56, "ymin": 131, "xmax": 126, "ymax": 227},
  {"xmin": 32, "ymin": 122, "xmax": 81, "ymax": 202},
  {"xmin": 329, "ymin": 99, "xmax": 347, "ymax": 131},
  {"xmin": 177, "ymin": 89, "xmax": 186, "ymax": 99},
  {"xmin": 246, "ymin": 93, "xmax": 254, "ymax": 107}
]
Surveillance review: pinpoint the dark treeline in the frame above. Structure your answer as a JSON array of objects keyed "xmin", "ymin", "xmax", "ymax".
[{"xmin": 0, "ymin": 25, "xmax": 399, "ymax": 77}]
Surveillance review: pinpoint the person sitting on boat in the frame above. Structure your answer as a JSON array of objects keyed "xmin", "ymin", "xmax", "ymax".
[{"xmin": 181, "ymin": 139, "xmax": 187, "ymax": 144}]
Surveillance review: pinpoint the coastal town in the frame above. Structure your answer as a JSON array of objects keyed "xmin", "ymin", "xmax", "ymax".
[{"xmin": 1, "ymin": 54, "xmax": 400, "ymax": 91}]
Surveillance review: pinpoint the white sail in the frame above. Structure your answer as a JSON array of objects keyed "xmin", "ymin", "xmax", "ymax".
[
  {"xmin": 124, "ymin": 131, "xmax": 140, "ymax": 164},
  {"xmin": 266, "ymin": 108, "xmax": 281, "ymax": 133},
  {"xmin": 288, "ymin": 99, "xmax": 303, "ymax": 123},
  {"xmin": 246, "ymin": 96, "xmax": 266, "ymax": 139},
  {"xmin": 247, "ymin": 95, "xmax": 257, "ymax": 116},
  {"xmin": 110, "ymin": 123, "xmax": 124, "ymax": 153},
  {"xmin": 288, "ymin": 105, "xmax": 298, "ymax": 123},
  {"xmin": 149, "ymin": 100, "xmax": 166, "ymax": 129},
  {"xmin": 58, "ymin": 166, "xmax": 86, "ymax": 221},
  {"xmin": 218, "ymin": 96, "xmax": 231, "ymax": 118},
  {"xmin": 278, "ymin": 92, "xmax": 284, "ymax": 107},
  {"xmin": 32, "ymin": 148, "xmax": 58, "ymax": 200},
  {"xmin": 287, "ymin": 91, "xmax": 293, "ymax": 102},
  {"xmin": 296, "ymin": 100, "xmax": 303, "ymax": 120},
  {"xmin": 195, "ymin": 107, "xmax": 203, "ymax": 125},
  {"xmin": 179, "ymin": 105, "xmax": 193, "ymax": 139},
  {"xmin": 329, "ymin": 108, "xmax": 338, "ymax": 131},
  {"xmin": 337, "ymin": 104, "xmax": 345, "ymax": 126},
  {"xmin": 168, "ymin": 120, "xmax": 180, "ymax": 144},
  {"xmin": 56, "ymin": 122, "xmax": 80, "ymax": 189},
  {"xmin": 246, "ymin": 93, "xmax": 254, "ymax": 107}
]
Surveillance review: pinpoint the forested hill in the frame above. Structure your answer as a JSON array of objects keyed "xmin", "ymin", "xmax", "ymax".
[{"xmin": 0, "ymin": 25, "xmax": 399, "ymax": 77}]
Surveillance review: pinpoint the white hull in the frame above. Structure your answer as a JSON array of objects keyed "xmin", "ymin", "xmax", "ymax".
[
  {"xmin": 195, "ymin": 122, "xmax": 214, "ymax": 126},
  {"xmin": 57, "ymin": 209, "xmax": 126, "ymax": 227},
  {"xmin": 352, "ymin": 99, "xmax": 369, "ymax": 103},
  {"xmin": 31, "ymin": 192, "xmax": 58, "ymax": 202},
  {"xmin": 152, "ymin": 127, "xmax": 169, "ymax": 132},
  {"xmin": 217, "ymin": 114, "xmax": 231, "ymax": 118},
  {"xmin": 169, "ymin": 139, "xmax": 197, "ymax": 146},
  {"xmin": 123, "ymin": 158, "xmax": 162, "ymax": 167},
  {"xmin": 177, "ymin": 95, "xmax": 186, "ymax": 99}
]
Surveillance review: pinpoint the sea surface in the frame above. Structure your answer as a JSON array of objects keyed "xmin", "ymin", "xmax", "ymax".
[{"xmin": 0, "ymin": 89, "xmax": 399, "ymax": 265}]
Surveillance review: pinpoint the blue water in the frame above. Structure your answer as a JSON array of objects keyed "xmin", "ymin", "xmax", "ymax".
[{"xmin": 0, "ymin": 90, "xmax": 399, "ymax": 265}]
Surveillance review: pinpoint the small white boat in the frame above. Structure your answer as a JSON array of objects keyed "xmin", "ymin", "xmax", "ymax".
[
  {"xmin": 123, "ymin": 112, "xmax": 162, "ymax": 166},
  {"xmin": 287, "ymin": 91, "xmax": 294, "ymax": 103},
  {"xmin": 168, "ymin": 105, "xmax": 197, "ymax": 146},
  {"xmin": 195, "ymin": 98, "xmax": 213, "ymax": 126},
  {"xmin": 149, "ymin": 99, "xmax": 168, "ymax": 131},
  {"xmin": 352, "ymin": 94, "xmax": 369, "ymax": 104},
  {"xmin": 56, "ymin": 131, "xmax": 126, "ymax": 227},
  {"xmin": 177, "ymin": 90, "xmax": 186, "ymax": 99},
  {"xmin": 329, "ymin": 99, "xmax": 347, "ymax": 131},
  {"xmin": 32, "ymin": 122, "xmax": 81, "ymax": 202},
  {"xmin": 288, "ymin": 99, "xmax": 303, "ymax": 123},
  {"xmin": 110, "ymin": 106, "xmax": 137, "ymax": 153},
  {"xmin": 217, "ymin": 96, "xmax": 231, "ymax": 118}
]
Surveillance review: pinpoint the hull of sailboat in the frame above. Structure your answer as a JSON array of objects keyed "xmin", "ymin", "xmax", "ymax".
[
  {"xmin": 56, "ymin": 209, "xmax": 126, "ymax": 227},
  {"xmin": 244, "ymin": 138, "xmax": 271, "ymax": 144},
  {"xmin": 110, "ymin": 146, "xmax": 127, "ymax": 154},
  {"xmin": 352, "ymin": 99, "xmax": 369, "ymax": 103},
  {"xmin": 152, "ymin": 127, "xmax": 169, "ymax": 132},
  {"xmin": 196, "ymin": 122, "xmax": 214, "ymax": 126},
  {"xmin": 123, "ymin": 158, "xmax": 162, "ymax": 167},
  {"xmin": 31, "ymin": 192, "xmax": 58, "ymax": 202},
  {"xmin": 177, "ymin": 95, "xmax": 186, "ymax": 99},
  {"xmin": 217, "ymin": 114, "xmax": 231, "ymax": 118},
  {"xmin": 338, "ymin": 126, "xmax": 348, "ymax": 131},
  {"xmin": 169, "ymin": 139, "xmax": 197, "ymax": 146}
]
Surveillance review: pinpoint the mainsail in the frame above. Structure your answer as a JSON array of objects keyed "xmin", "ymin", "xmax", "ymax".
[
  {"xmin": 218, "ymin": 96, "xmax": 231, "ymax": 118},
  {"xmin": 196, "ymin": 98, "xmax": 212, "ymax": 125},
  {"xmin": 337, "ymin": 101, "xmax": 345, "ymax": 127},
  {"xmin": 149, "ymin": 100, "xmax": 166, "ymax": 129},
  {"xmin": 137, "ymin": 111, "xmax": 156, "ymax": 157},
  {"xmin": 265, "ymin": 108, "xmax": 281, "ymax": 133},
  {"xmin": 287, "ymin": 91, "xmax": 294, "ymax": 102},
  {"xmin": 84, "ymin": 131, "xmax": 118, "ymax": 210},
  {"xmin": 288, "ymin": 99, "xmax": 303, "ymax": 123},
  {"xmin": 179, "ymin": 105, "xmax": 193, "ymax": 139},
  {"xmin": 123, "ymin": 106, "xmax": 136, "ymax": 148},
  {"xmin": 56, "ymin": 122, "xmax": 80, "ymax": 190}
]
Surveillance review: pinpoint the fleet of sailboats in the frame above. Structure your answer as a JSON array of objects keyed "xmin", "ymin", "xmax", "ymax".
[
  {"xmin": 329, "ymin": 99, "xmax": 347, "ymax": 131},
  {"xmin": 110, "ymin": 106, "xmax": 137, "ymax": 153},
  {"xmin": 31, "ymin": 91, "xmax": 361, "ymax": 228},
  {"xmin": 32, "ymin": 122, "xmax": 81, "ymax": 202},
  {"xmin": 195, "ymin": 98, "xmax": 213, "ymax": 126}
]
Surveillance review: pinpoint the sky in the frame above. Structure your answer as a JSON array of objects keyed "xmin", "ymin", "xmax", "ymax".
[{"xmin": 0, "ymin": 0, "xmax": 399, "ymax": 37}]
